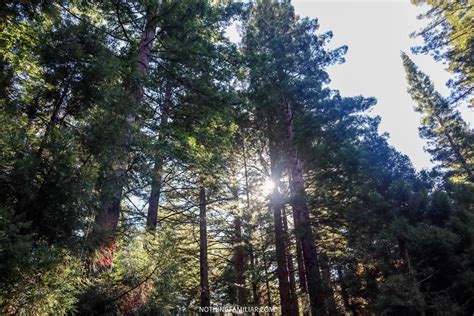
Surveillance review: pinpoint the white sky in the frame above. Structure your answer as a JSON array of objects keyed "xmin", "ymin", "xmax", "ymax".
[{"xmin": 227, "ymin": 0, "xmax": 473, "ymax": 170}]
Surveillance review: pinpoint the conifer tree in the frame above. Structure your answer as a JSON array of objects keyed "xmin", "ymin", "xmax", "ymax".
[
  {"xmin": 242, "ymin": 1, "xmax": 348, "ymax": 314},
  {"xmin": 2, "ymin": 1, "xmax": 474, "ymax": 314},
  {"xmin": 89, "ymin": 0, "xmax": 163, "ymax": 271},
  {"xmin": 402, "ymin": 52, "xmax": 473, "ymax": 182},
  {"xmin": 411, "ymin": 0, "xmax": 473, "ymax": 105}
]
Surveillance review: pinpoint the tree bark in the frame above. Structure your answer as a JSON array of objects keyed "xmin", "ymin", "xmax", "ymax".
[
  {"xmin": 242, "ymin": 135, "xmax": 259, "ymax": 310},
  {"xmin": 282, "ymin": 95, "xmax": 327, "ymax": 315},
  {"xmin": 261, "ymin": 235, "xmax": 273, "ymax": 314},
  {"xmin": 242, "ymin": 136, "xmax": 258, "ymax": 310},
  {"xmin": 268, "ymin": 140, "xmax": 293, "ymax": 316},
  {"xmin": 249, "ymin": 242, "xmax": 260, "ymax": 311},
  {"xmin": 91, "ymin": 2, "xmax": 161, "ymax": 271},
  {"xmin": 292, "ymin": 210, "xmax": 308, "ymax": 293},
  {"xmin": 146, "ymin": 82, "xmax": 172, "ymax": 230},
  {"xmin": 293, "ymin": 208, "xmax": 311, "ymax": 316},
  {"xmin": 283, "ymin": 207, "xmax": 300, "ymax": 316},
  {"xmin": 199, "ymin": 183, "xmax": 211, "ymax": 315},
  {"xmin": 234, "ymin": 215, "xmax": 248, "ymax": 305},
  {"xmin": 272, "ymin": 202, "xmax": 293, "ymax": 316}
]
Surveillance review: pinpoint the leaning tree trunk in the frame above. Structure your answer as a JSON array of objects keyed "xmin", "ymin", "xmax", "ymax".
[
  {"xmin": 146, "ymin": 82, "xmax": 172, "ymax": 230},
  {"xmin": 281, "ymin": 95, "xmax": 327, "ymax": 315},
  {"xmin": 199, "ymin": 183, "xmax": 211, "ymax": 315},
  {"xmin": 434, "ymin": 113, "xmax": 473, "ymax": 181},
  {"xmin": 91, "ymin": 2, "xmax": 161, "ymax": 271}
]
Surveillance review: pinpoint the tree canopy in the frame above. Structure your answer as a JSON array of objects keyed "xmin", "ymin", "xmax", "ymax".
[{"xmin": 0, "ymin": 0, "xmax": 473, "ymax": 315}]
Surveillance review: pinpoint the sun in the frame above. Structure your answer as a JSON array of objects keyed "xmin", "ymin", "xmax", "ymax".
[{"xmin": 261, "ymin": 179, "xmax": 275, "ymax": 195}]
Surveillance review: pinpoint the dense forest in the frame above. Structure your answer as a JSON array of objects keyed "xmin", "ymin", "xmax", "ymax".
[{"xmin": 0, "ymin": 0, "xmax": 473, "ymax": 315}]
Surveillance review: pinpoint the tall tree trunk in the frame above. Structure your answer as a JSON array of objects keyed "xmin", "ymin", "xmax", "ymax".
[
  {"xmin": 261, "ymin": 235, "xmax": 273, "ymax": 314},
  {"xmin": 249, "ymin": 242, "xmax": 260, "ymax": 311},
  {"xmin": 319, "ymin": 253, "xmax": 338, "ymax": 315},
  {"xmin": 91, "ymin": 2, "xmax": 161, "ymax": 271},
  {"xmin": 293, "ymin": 208, "xmax": 311, "ymax": 316},
  {"xmin": 146, "ymin": 82, "xmax": 172, "ymax": 230},
  {"xmin": 282, "ymin": 96, "xmax": 327, "ymax": 315},
  {"xmin": 337, "ymin": 265, "xmax": 356, "ymax": 316},
  {"xmin": 268, "ymin": 140, "xmax": 293, "ymax": 316},
  {"xmin": 283, "ymin": 207, "xmax": 300, "ymax": 316},
  {"xmin": 234, "ymin": 215, "xmax": 248, "ymax": 305},
  {"xmin": 292, "ymin": 209, "xmax": 308, "ymax": 293},
  {"xmin": 199, "ymin": 183, "xmax": 211, "ymax": 315},
  {"xmin": 242, "ymin": 134, "xmax": 258, "ymax": 310},
  {"xmin": 272, "ymin": 202, "xmax": 292, "ymax": 316}
]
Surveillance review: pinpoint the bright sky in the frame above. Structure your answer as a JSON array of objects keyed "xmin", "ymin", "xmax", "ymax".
[{"xmin": 228, "ymin": 0, "xmax": 473, "ymax": 170}]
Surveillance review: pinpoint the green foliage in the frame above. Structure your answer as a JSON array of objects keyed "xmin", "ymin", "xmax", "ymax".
[
  {"xmin": 375, "ymin": 274, "xmax": 425, "ymax": 315},
  {"xmin": 0, "ymin": 207, "xmax": 84, "ymax": 314},
  {"xmin": 411, "ymin": 0, "xmax": 473, "ymax": 105},
  {"xmin": 0, "ymin": 0, "xmax": 472, "ymax": 315},
  {"xmin": 77, "ymin": 230, "xmax": 182, "ymax": 314},
  {"xmin": 402, "ymin": 52, "xmax": 473, "ymax": 182}
]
